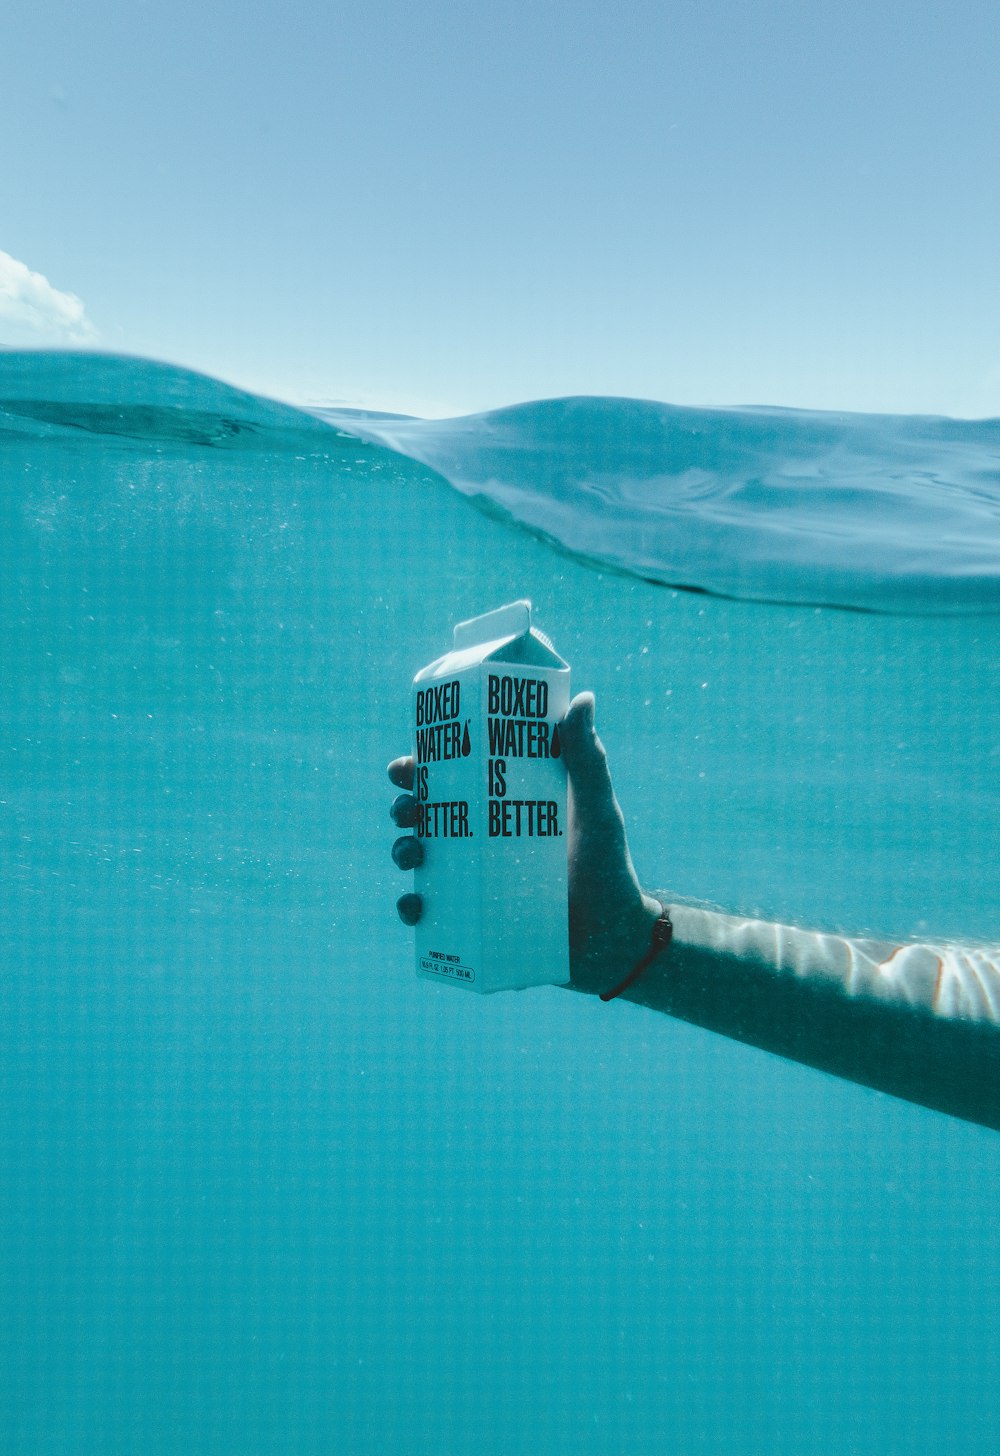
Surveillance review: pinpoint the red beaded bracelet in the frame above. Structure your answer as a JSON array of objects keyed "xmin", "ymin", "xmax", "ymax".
[{"xmin": 599, "ymin": 908, "xmax": 674, "ymax": 1002}]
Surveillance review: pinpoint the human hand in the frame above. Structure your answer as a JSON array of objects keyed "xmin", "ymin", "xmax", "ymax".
[{"xmin": 388, "ymin": 691, "xmax": 661, "ymax": 995}]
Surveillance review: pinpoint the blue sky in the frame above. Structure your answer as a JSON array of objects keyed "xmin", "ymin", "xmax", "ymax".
[{"xmin": 2, "ymin": 0, "xmax": 998, "ymax": 416}]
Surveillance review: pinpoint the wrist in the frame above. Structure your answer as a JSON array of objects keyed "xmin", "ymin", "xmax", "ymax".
[
  {"xmin": 599, "ymin": 898, "xmax": 672, "ymax": 1002},
  {"xmin": 569, "ymin": 893, "xmax": 666, "ymax": 998}
]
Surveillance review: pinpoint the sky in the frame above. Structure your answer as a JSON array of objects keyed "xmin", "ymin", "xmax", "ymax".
[{"xmin": 2, "ymin": 0, "xmax": 999, "ymax": 417}]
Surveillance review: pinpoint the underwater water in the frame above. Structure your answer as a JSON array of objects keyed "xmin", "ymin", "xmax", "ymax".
[{"xmin": 1, "ymin": 352, "xmax": 998, "ymax": 1455}]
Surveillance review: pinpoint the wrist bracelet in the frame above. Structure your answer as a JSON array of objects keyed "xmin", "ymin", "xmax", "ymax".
[{"xmin": 599, "ymin": 907, "xmax": 673, "ymax": 1002}]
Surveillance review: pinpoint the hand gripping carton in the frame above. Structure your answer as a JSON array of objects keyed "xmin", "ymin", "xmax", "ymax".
[{"xmin": 411, "ymin": 601, "xmax": 570, "ymax": 993}]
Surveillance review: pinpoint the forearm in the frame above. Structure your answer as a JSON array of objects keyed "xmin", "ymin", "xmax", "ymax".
[
  {"xmin": 612, "ymin": 902, "xmax": 1000, "ymax": 1132},
  {"xmin": 656, "ymin": 905, "xmax": 1000, "ymax": 1022}
]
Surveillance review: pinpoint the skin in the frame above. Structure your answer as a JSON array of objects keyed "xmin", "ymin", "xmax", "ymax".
[
  {"xmin": 389, "ymin": 690, "xmax": 662, "ymax": 997},
  {"xmin": 389, "ymin": 691, "xmax": 1000, "ymax": 1129}
]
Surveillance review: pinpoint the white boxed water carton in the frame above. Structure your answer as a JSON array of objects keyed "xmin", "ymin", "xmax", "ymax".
[{"xmin": 411, "ymin": 601, "xmax": 570, "ymax": 993}]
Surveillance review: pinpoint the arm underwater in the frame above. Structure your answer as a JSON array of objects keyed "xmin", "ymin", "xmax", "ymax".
[
  {"xmin": 394, "ymin": 603, "xmax": 1000, "ymax": 1135},
  {"xmin": 605, "ymin": 903, "xmax": 1000, "ymax": 1134}
]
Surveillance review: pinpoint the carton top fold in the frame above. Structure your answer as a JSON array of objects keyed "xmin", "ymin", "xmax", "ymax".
[
  {"xmin": 414, "ymin": 600, "xmax": 568, "ymax": 682},
  {"xmin": 453, "ymin": 601, "xmax": 531, "ymax": 650}
]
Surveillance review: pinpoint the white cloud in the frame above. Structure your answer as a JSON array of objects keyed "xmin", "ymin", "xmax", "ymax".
[{"xmin": 0, "ymin": 250, "xmax": 97, "ymax": 344}]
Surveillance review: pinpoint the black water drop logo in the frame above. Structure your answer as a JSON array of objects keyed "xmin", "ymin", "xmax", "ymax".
[
  {"xmin": 461, "ymin": 720, "xmax": 471, "ymax": 756},
  {"xmin": 550, "ymin": 722, "xmax": 561, "ymax": 759}
]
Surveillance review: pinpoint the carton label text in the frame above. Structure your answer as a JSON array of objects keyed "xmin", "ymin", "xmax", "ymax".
[{"xmin": 486, "ymin": 673, "xmax": 561, "ymax": 839}]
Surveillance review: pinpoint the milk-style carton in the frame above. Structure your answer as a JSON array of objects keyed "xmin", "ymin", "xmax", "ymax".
[{"xmin": 411, "ymin": 601, "xmax": 570, "ymax": 993}]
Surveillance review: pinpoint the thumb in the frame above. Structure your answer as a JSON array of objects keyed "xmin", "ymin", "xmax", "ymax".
[{"xmin": 559, "ymin": 692, "xmax": 624, "ymax": 831}]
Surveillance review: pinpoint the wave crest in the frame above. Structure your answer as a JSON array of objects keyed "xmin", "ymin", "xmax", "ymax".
[
  {"xmin": 324, "ymin": 395, "xmax": 1000, "ymax": 615},
  {"xmin": 3, "ymin": 355, "xmax": 997, "ymax": 614}
]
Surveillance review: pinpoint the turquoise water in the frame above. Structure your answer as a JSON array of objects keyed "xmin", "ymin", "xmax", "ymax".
[{"xmin": 2, "ymin": 352, "xmax": 998, "ymax": 1454}]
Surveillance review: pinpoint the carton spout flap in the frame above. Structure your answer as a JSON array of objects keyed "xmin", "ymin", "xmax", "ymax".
[{"xmin": 452, "ymin": 601, "xmax": 531, "ymax": 651}]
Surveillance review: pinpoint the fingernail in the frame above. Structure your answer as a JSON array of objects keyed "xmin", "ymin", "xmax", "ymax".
[{"xmin": 387, "ymin": 758, "xmax": 412, "ymax": 789}]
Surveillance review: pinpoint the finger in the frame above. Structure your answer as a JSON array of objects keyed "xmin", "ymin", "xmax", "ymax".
[
  {"xmin": 391, "ymin": 835, "xmax": 424, "ymax": 870},
  {"xmin": 396, "ymin": 892, "xmax": 422, "ymax": 926},
  {"xmin": 558, "ymin": 693, "xmax": 622, "ymax": 827},
  {"xmin": 559, "ymin": 691, "xmax": 597, "ymax": 759},
  {"xmin": 388, "ymin": 756, "xmax": 414, "ymax": 790},
  {"xmin": 390, "ymin": 792, "xmax": 419, "ymax": 828}
]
